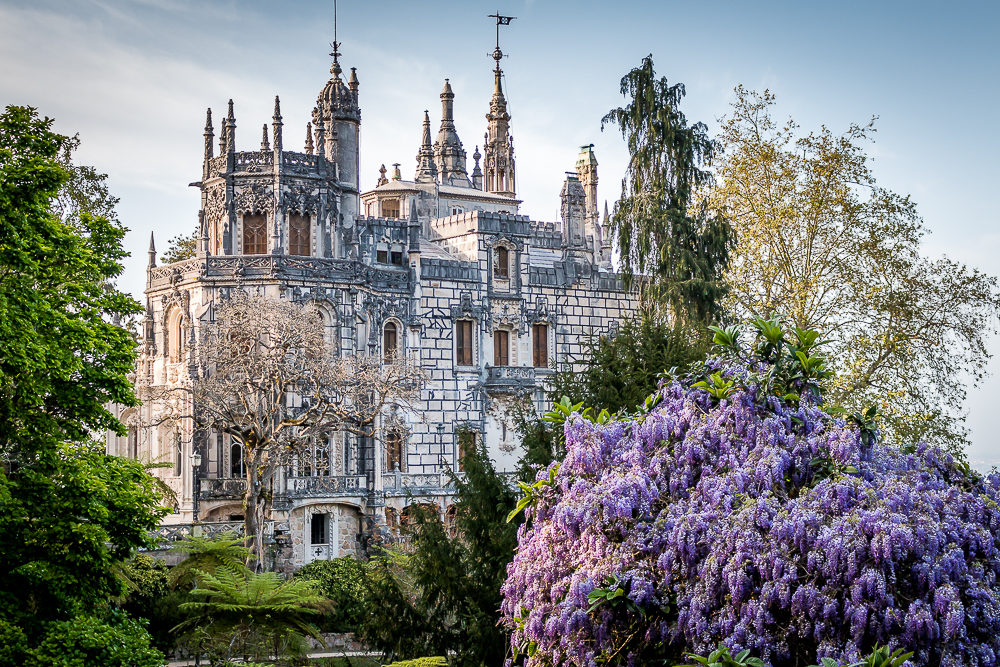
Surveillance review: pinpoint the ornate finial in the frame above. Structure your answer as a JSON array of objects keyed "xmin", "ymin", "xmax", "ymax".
[
  {"xmin": 305, "ymin": 122, "xmax": 314, "ymax": 155},
  {"xmin": 392, "ymin": 163, "xmax": 401, "ymax": 180},
  {"xmin": 273, "ymin": 95, "xmax": 282, "ymax": 121},
  {"xmin": 271, "ymin": 96, "xmax": 283, "ymax": 152},
  {"xmin": 261, "ymin": 124, "xmax": 270, "ymax": 151},
  {"xmin": 603, "ymin": 200, "xmax": 610, "ymax": 223},
  {"xmin": 348, "ymin": 67, "xmax": 359, "ymax": 96},
  {"xmin": 225, "ymin": 99, "xmax": 236, "ymax": 153},
  {"xmin": 487, "ymin": 12, "xmax": 516, "ymax": 72},
  {"xmin": 328, "ymin": 0, "xmax": 342, "ymax": 75},
  {"xmin": 203, "ymin": 108, "xmax": 214, "ymax": 161},
  {"xmin": 205, "ymin": 108, "xmax": 213, "ymax": 132},
  {"xmin": 148, "ymin": 232, "xmax": 157, "ymax": 268},
  {"xmin": 377, "ymin": 164, "xmax": 388, "ymax": 187}
]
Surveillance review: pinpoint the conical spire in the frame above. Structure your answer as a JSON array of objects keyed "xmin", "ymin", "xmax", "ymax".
[
  {"xmin": 271, "ymin": 96, "xmax": 283, "ymax": 152},
  {"xmin": 225, "ymin": 99, "xmax": 236, "ymax": 154},
  {"xmin": 434, "ymin": 79, "xmax": 469, "ymax": 187},
  {"xmin": 304, "ymin": 122, "xmax": 314, "ymax": 155},
  {"xmin": 408, "ymin": 197, "xmax": 421, "ymax": 254},
  {"xmin": 260, "ymin": 124, "xmax": 270, "ymax": 152},
  {"xmin": 203, "ymin": 108, "xmax": 214, "ymax": 161},
  {"xmin": 484, "ymin": 65, "xmax": 515, "ymax": 196},
  {"xmin": 471, "ymin": 146, "xmax": 483, "ymax": 189},
  {"xmin": 414, "ymin": 110, "xmax": 437, "ymax": 184},
  {"xmin": 148, "ymin": 232, "xmax": 157, "ymax": 268}
]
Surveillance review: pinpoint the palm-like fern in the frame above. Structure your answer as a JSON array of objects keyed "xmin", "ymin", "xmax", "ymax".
[
  {"xmin": 175, "ymin": 565, "xmax": 331, "ymax": 662},
  {"xmin": 168, "ymin": 532, "xmax": 252, "ymax": 588}
]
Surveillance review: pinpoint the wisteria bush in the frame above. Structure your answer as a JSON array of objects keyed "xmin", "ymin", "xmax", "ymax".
[{"xmin": 501, "ymin": 319, "xmax": 1000, "ymax": 666}]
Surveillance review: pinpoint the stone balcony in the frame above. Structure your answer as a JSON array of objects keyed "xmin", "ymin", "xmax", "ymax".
[
  {"xmin": 483, "ymin": 365, "xmax": 535, "ymax": 394},
  {"xmin": 198, "ymin": 477, "xmax": 247, "ymax": 500},
  {"xmin": 284, "ymin": 474, "xmax": 367, "ymax": 498}
]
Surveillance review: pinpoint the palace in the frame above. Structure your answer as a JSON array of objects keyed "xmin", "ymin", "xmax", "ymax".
[{"xmin": 108, "ymin": 40, "xmax": 636, "ymax": 570}]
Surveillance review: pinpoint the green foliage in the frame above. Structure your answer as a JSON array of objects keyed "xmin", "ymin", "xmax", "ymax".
[
  {"xmin": 25, "ymin": 612, "xmax": 164, "ymax": 667},
  {"xmin": 161, "ymin": 227, "xmax": 198, "ymax": 264},
  {"xmin": 0, "ymin": 105, "xmax": 167, "ymax": 660},
  {"xmin": 386, "ymin": 659, "xmax": 448, "ymax": 667},
  {"xmin": 116, "ymin": 555, "xmax": 186, "ymax": 654},
  {"xmin": 507, "ymin": 463, "xmax": 559, "ymax": 523},
  {"xmin": 167, "ymin": 531, "xmax": 252, "ymax": 588},
  {"xmin": 355, "ymin": 440, "xmax": 519, "ymax": 666},
  {"xmin": 294, "ymin": 557, "xmax": 367, "ymax": 632},
  {"xmin": 176, "ymin": 565, "xmax": 330, "ymax": 663},
  {"xmin": 683, "ymin": 644, "xmax": 765, "ymax": 667},
  {"xmin": 808, "ymin": 644, "xmax": 914, "ymax": 667},
  {"xmin": 602, "ymin": 56, "xmax": 731, "ymax": 321},
  {"xmin": 551, "ymin": 315, "xmax": 712, "ymax": 414}
]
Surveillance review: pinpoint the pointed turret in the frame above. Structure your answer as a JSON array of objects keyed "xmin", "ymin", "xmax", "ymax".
[
  {"xmin": 148, "ymin": 232, "xmax": 157, "ymax": 268},
  {"xmin": 304, "ymin": 122, "xmax": 314, "ymax": 155},
  {"xmin": 484, "ymin": 67, "xmax": 515, "ymax": 196},
  {"xmin": 225, "ymin": 99, "xmax": 236, "ymax": 154},
  {"xmin": 203, "ymin": 108, "xmax": 214, "ymax": 161},
  {"xmin": 433, "ymin": 79, "xmax": 470, "ymax": 187},
  {"xmin": 408, "ymin": 199, "xmax": 421, "ymax": 255},
  {"xmin": 260, "ymin": 124, "xmax": 270, "ymax": 152},
  {"xmin": 471, "ymin": 146, "xmax": 483, "ymax": 189},
  {"xmin": 271, "ymin": 96, "xmax": 283, "ymax": 153},
  {"xmin": 414, "ymin": 111, "xmax": 437, "ymax": 184}
]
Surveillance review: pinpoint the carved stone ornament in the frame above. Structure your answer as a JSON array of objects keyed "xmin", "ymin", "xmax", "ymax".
[
  {"xmin": 282, "ymin": 185, "xmax": 320, "ymax": 215},
  {"xmin": 204, "ymin": 186, "xmax": 228, "ymax": 223},
  {"xmin": 233, "ymin": 183, "xmax": 274, "ymax": 215}
]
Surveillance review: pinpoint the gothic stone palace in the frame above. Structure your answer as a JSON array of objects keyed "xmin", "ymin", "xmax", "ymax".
[{"xmin": 107, "ymin": 47, "xmax": 637, "ymax": 569}]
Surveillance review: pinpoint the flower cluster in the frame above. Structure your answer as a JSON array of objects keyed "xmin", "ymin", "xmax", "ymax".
[{"xmin": 501, "ymin": 367, "xmax": 1000, "ymax": 666}]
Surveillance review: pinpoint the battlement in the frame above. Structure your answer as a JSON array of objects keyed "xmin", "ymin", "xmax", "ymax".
[{"xmin": 430, "ymin": 210, "xmax": 531, "ymax": 240}]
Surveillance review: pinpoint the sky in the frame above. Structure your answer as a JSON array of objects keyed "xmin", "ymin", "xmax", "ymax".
[{"xmin": 1, "ymin": 0, "xmax": 998, "ymax": 465}]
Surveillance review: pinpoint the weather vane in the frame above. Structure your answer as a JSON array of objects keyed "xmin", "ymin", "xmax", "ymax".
[
  {"xmin": 329, "ymin": 0, "xmax": 341, "ymax": 68},
  {"xmin": 488, "ymin": 12, "xmax": 516, "ymax": 70}
]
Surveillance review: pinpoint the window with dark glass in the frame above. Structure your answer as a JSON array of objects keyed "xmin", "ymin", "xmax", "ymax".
[
  {"xmin": 532, "ymin": 323, "xmax": 548, "ymax": 368},
  {"xmin": 310, "ymin": 513, "xmax": 327, "ymax": 545},
  {"xmin": 242, "ymin": 214, "xmax": 267, "ymax": 254},
  {"xmin": 289, "ymin": 213, "xmax": 310, "ymax": 256},
  {"xmin": 383, "ymin": 322, "xmax": 398, "ymax": 362},
  {"xmin": 376, "ymin": 249, "xmax": 388, "ymax": 263},
  {"xmin": 496, "ymin": 246, "xmax": 509, "ymax": 279},
  {"xmin": 386, "ymin": 430, "xmax": 403, "ymax": 472},
  {"xmin": 230, "ymin": 441, "xmax": 245, "ymax": 478},
  {"xmin": 456, "ymin": 320, "xmax": 473, "ymax": 365},
  {"xmin": 381, "ymin": 198, "xmax": 400, "ymax": 218},
  {"xmin": 494, "ymin": 330, "xmax": 509, "ymax": 366},
  {"xmin": 390, "ymin": 250, "xmax": 404, "ymax": 266}
]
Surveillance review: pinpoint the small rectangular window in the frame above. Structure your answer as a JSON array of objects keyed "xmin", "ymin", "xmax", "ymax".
[
  {"xmin": 310, "ymin": 513, "xmax": 328, "ymax": 545},
  {"xmin": 494, "ymin": 330, "xmax": 509, "ymax": 366},
  {"xmin": 532, "ymin": 324, "xmax": 548, "ymax": 368},
  {"xmin": 381, "ymin": 199, "xmax": 400, "ymax": 219},
  {"xmin": 390, "ymin": 250, "xmax": 404, "ymax": 266},
  {"xmin": 495, "ymin": 246, "xmax": 509, "ymax": 279},
  {"xmin": 386, "ymin": 430, "xmax": 403, "ymax": 472},
  {"xmin": 456, "ymin": 320, "xmax": 474, "ymax": 366},
  {"xmin": 376, "ymin": 249, "xmax": 388, "ymax": 263}
]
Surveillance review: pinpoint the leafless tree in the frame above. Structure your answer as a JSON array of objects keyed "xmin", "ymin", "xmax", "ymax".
[{"xmin": 139, "ymin": 291, "xmax": 424, "ymax": 563}]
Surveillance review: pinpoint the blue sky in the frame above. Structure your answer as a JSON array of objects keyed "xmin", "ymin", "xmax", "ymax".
[{"xmin": 2, "ymin": 0, "xmax": 998, "ymax": 464}]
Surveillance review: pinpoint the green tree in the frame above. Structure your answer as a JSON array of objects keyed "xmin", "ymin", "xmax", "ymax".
[
  {"xmin": 0, "ymin": 105, "xmax": 167, "ymax": 660},
  {"xmin": 25, "ymin": 612, "xmax": 163, "ymax": 667},
  {"xmin": 161, "ymin": 227, "xmax": 198, "ymax": 264},
  {"xmin": 712, "ymin": 88, "xmax": 1000, "ymax": 453},
  {"xmin": 117, "ymin": 555, "xmax": 187, "ymax": 654},
  {"xmin": 602, "ymin": 56, "xmax": 731, "ymax": 322},
  {"xmin": 355, "ymin": 441, "xmax": 520, "ymax": 666},
  {"xmin": 176, "ymin": 565, "xmax": 330, "ymax": 663},
  {"xmin": 167, "ymin": 532, "xmax": 252, "ymax": 588},
  {"xmin": 294, "ymin": 557, "xmax": 367, "ymax": 632}
]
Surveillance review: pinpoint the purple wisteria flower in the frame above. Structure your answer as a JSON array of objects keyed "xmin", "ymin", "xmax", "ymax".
[{"xmin": 501, "ymin": 367, "xmax": 1000, "ymax": 666}]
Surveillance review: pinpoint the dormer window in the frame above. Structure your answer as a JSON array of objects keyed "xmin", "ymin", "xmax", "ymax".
[
  {"xmin": 495, "ymin": 246, "xmax": 509, "ymax": 279},
  {"xmin": 451, "ymin": 206, "xmax": 464, "ymax": 216}
]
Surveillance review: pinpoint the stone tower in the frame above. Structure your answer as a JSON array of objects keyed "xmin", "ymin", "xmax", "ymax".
[
  {"xmin": 483, "ymin": 66, "xmax": 515, "ymax": 197},
  {"xmin": 313, "ymin": 51, "xmax": 361, "ymax": 224},
  {"xmin": 433, "ymin": 80, "xmax": 471, "ymax": 187}
]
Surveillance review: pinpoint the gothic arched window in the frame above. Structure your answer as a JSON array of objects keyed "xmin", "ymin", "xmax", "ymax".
[
  {"xmin": 242, "ymin": 214, "xmax": 267, "ymax": 255},
  {"xmin": 289, "ymin": 213, "xmax": 310, "ymax": 256},
  {"xmin": 383, "ymin": 322, "xmax": 398, "ymax": 362},
  {"xmin": 167, "ymin": 308, "xmax": 184, "ymax": 362},
  {"xmin": 230, "ymin": 441, "xmax": 246, "ymax": 478}
]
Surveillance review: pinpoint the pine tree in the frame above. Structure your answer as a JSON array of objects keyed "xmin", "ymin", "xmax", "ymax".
[{"xmin": 602, "ymin": 56, "xmax": 731, "ymax": 323}]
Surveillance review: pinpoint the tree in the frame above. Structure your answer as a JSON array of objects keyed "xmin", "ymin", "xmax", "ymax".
[
  {"xmin": 141, "ymin": 291, "xmax": 425, "ymax": 563},
  {"xmin": 0, "ymin": 106, "xmax": 167, "ymax": 660},
  {"xmin": 161, "ymin": 227, "xmax": 198, "ymax": 264},
  {"xmin": 602, "ymin": 56, "xmax": 731, "ymax": 322},
  {"xmin": 355, "ymin": 441, "xmax": 521, "ymax": 666},
  {"xmin": 25, "ymin": 612, "xmax": 164, "ymax": 667},
  {"xmin": 501, "ymin": 319, "xmax": 1000, "ymax": 666},
  {"xmin": 176, "ymin": 565, "xmax": 330, "ymax": 663},
  {"xmin": 167, "ymin": 532, "xmax": 253, "ymax": 588},
  {"xmin": 294, "ymin": 557, "xmax": 367, "ymax": 632},
  {"xmin": 712, "ymin": 88, "xmax": 1000, "ymax": 453},
  {"xmin": 550, "ymin": 312, "xmax": 712, "ymax": 414}
]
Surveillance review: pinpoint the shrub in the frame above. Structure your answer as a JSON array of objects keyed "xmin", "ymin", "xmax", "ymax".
[
  {"xmin": 501, "ymin": 319, "xmax": 1000, "ymax": 666},
  {"xmin": 294, "ymin": 557, "xmax": 367, "ymax": 632},
  {"xmin": 26, "ymin": 613, "xmax": 164, "ymax": 667}
]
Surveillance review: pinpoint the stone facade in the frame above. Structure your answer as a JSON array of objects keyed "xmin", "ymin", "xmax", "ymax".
[{"xmin": 107, "ymin": 46, "xmax": 636, "ymax": 569}]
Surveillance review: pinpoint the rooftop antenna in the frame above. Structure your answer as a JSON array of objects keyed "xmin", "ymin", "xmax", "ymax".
[
  {"xmin": 487, "ymin": 11, "xmax": 516, "ymax": 72},
  {"xmin": 329, "ymin": 0, "xmax": 342, "ymax": 73}
]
